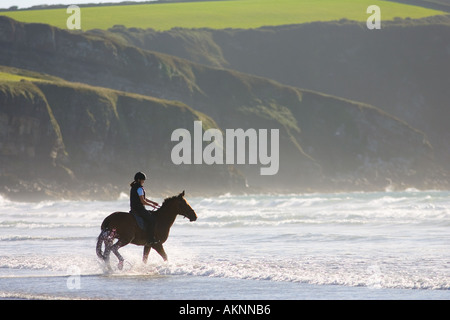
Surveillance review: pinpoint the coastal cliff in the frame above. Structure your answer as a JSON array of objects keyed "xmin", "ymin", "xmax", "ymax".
[{"xmin": 0, "ymin": 16, "xmax": 448, "ymax": 200}]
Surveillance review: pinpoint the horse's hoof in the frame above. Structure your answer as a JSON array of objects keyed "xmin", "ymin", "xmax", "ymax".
[{"xmin": 118, "ymin": 261, "xmax": 124, "ymax": 270}]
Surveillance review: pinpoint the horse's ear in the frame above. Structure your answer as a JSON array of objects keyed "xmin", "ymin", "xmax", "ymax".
[{"xmin": 180, "ymin": 190, "xmax": 185, "ymax": 197}]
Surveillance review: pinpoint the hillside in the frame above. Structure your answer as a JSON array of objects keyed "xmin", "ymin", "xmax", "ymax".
[
  {"xmin": 388, "ymin": 0, "xmax": 450, "ymax": 12},
  {"xmin": 97, "ymin": 15, "xmax": 450, "ymax": 172},
  {"xmin": 0, "ymin": 16, "xmax": 449, "ymax": 200},
  {"xmin": 0, "ymin": 0, "xmax": 445, "ymax": 30},
  {"xmin": 0, "ymin": 68, "xmax": 245, "ymax": 200}
]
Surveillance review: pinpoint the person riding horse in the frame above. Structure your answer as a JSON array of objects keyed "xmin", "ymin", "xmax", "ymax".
[
  {"xmin": 97, "ymin": 189, "xmax": 197, "ymax": 270},
  {"xmin": 129, "ymin": 172, "xmax": 159, "ymax": 243}
]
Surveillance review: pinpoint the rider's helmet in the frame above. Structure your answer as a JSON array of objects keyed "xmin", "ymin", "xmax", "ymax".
[{"xmin": 134, "ymin": 171, "xmax": 147, "ymax": 181}]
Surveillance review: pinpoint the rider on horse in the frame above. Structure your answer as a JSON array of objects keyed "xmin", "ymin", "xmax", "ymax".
[{"xmin": 129, "ymin": 171, "xmax": 159, "ymax": 243}]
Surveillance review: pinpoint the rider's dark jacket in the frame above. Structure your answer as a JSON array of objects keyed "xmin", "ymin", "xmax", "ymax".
[
  {"xmin": 130, "ymin": 182, "xmax": 147, "ymax": 215},
  {"xmin": 129, "ymin": 182, "xmax": 156, "ymax": 242}
]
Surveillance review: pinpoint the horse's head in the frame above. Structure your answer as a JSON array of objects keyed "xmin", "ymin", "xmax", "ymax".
[{"xmin": 175, "ymin": 190, "xmax": 197, "ymax": 222}]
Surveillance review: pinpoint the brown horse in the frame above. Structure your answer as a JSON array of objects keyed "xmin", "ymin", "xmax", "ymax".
[{"xmin": 96, "ymin": 190, "xmax": 197, "ymax": 270}]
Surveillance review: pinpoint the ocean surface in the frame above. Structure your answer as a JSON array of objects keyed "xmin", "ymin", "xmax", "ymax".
[{"xmin": 0, "ymin": 190, "xmax": 449, "ymax": 300}]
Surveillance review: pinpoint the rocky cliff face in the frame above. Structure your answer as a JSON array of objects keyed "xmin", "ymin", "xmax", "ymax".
[
  {"xmin": 101, "ymin": 16, "xmax": 450, "ymax": 172},
  {"xmin": 0, "ymin": 78, "xmax": 245, "ymax": 200},
  {"xmin": 0, "ymin": 16, "xmax": 448, "ymax": 200},
  {"xmin": 0, "ymin": 80, "xmax": 71, "ymax": 200}
]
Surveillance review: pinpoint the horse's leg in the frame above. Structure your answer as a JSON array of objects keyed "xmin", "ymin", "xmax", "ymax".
[
  {"xmin": 152, "ymin": 242, "xmax": 168, "ymax": 262},
  {"xmin": 102, "ymin": 239, "xmax": 113, "ymax": 270},
  {"xmin": 143, "ymin": 245, "xmax": 151, "ymax": 264},
  {"xmin": 97, "ymin": 228, "xmax": 117, "ymax": 270},
  {"xmin": 111, "ymin": 240, "xmax": 129, "ymax": 270}
]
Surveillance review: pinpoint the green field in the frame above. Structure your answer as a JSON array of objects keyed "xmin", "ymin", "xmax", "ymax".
[{"xmin": 0, "ymin": 0, "xmax": 446, "ymax": 30}]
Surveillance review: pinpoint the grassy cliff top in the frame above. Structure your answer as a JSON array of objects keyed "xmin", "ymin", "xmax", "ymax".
[{"xmin": 0, "ymin": 0, "xmax": 446, "ymax": 31}]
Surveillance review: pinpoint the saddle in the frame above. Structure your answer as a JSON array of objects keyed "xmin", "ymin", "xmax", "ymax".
[
  {"xmin": 131, "ymin": 211, "xmax": 147, "ymax": 231},
  {"xmin": 130, "ymin": 211, "xmax": 158, "ymax": 244}
]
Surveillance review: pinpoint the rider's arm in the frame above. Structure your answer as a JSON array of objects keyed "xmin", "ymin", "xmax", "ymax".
[
  {"xmin": 139, "ymin": 195, "xmax": 159, "ymax": 208},
  {"xmin": 146, "ymin": 198, "xmax": 159, "ymax": 206},
  {"xmin": 137, "ymin": 187, "xmax": 159, "ymax": 208}
]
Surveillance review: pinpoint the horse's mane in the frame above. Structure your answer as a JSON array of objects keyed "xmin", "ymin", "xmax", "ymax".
[
  {"xmin": 155, "ymin": 195, "xmax": 179, "ymax": 213},
  {"xmin": 162, "ymin": 195, "xmax": 178, "ymax": 205}
]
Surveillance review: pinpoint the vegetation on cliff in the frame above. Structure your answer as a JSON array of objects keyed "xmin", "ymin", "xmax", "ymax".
[{"xmin": 0, "ymin": 14, "xmax": 448, "ymax": 200}]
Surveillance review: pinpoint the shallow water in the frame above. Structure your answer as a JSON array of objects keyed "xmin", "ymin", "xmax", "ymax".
[{"xmin": 1, "ymin": 191, "xmax": 449, "ymax": 299}]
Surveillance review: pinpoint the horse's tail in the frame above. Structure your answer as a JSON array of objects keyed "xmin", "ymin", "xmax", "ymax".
[{"xmin": 96, "ymin": 231, "xmax": 106, "ymax": 260}]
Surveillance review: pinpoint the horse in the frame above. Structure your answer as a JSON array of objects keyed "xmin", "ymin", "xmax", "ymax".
[{"xmin": 96, "ymin": 190, "xmax": 197, "ymax": 270}]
